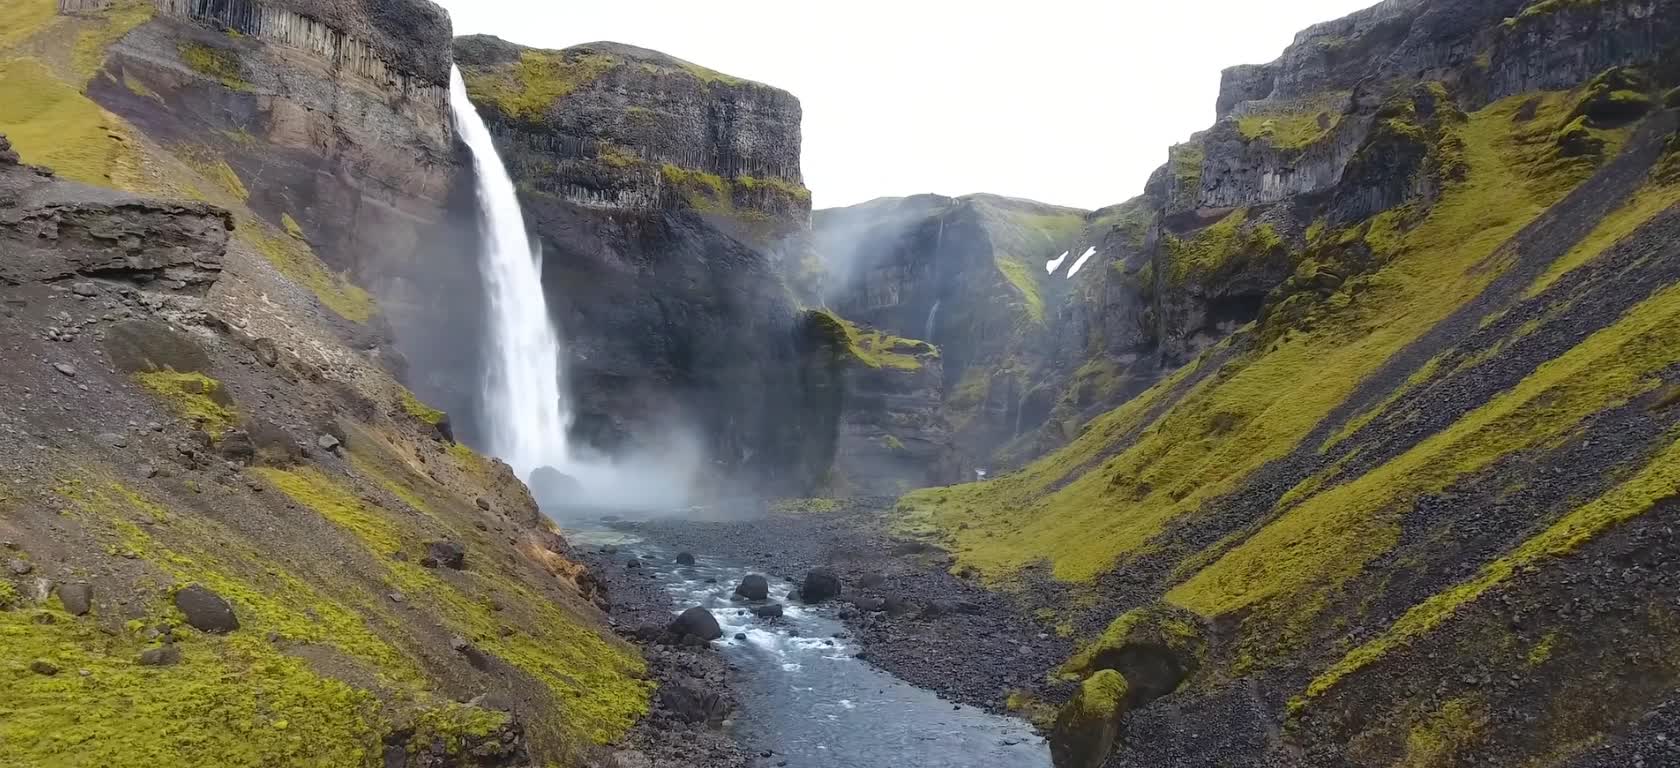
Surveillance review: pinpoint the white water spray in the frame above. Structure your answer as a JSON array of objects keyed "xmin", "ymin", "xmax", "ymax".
[
  {"xmin": 450, "ymin": 68, "xmax": 570, "ymax": 482},
  {"xmin": 449, "ymin": 68, "xmax": 701, "ymax": 510}
]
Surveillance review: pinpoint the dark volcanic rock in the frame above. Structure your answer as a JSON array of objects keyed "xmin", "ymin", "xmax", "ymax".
[
  {"xmin": 733, "ymin": 574, "xmax": 769, "ymax": 601},
  {"xmin": 659, "ymin": 677, "xmax": 727, "ymax": 725},
  {"xmin": 174, "ymin": 584, "xmax": 239, "ymax": 634},
  {"xmin": 137, "ymin": 646, "xmax": 181, "ymax": 667},
  {"xmin": 801, "ymin": 568, "xmax": 842, "ymax": 603},
  {"xmin": 425, "ymin": 540, "xmax": 466, "ymax": 570},
  {"xmin": 674, "ymin": 552, "xmax": 696, "ymax": 566},
  {"xmin": 57, "ymin": 582, "xmax": 93, "ymax": 616},
  {"xmin": 669, "ymin": 606, "xmax": 722, "ymax": 642},
  {"xmin": 751, "ymin": 603, "xmax": 783, "ymax": 619}
]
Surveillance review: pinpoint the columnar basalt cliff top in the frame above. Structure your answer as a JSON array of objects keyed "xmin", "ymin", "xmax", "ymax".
[
  {"xmin": 268, "ymin": 0, "xmax": 453, "ymax": 83},
  {"xmin": 453, "ymin": 33, "xmax": 805, "ymax": 186}
]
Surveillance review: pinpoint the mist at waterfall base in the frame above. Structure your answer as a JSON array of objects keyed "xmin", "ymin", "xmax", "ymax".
[{"xmin": 450, "ymin": 67, "xmax": 702, "ymax": 512}]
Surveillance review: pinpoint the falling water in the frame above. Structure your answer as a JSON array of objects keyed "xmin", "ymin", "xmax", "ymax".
[
  {"xmin": 923, "ymin": 300, "xmax": 941, "ymax": 342},
  {"xmin": 449, "ymin": 67, "xmax": 570, "ymax": 481}
]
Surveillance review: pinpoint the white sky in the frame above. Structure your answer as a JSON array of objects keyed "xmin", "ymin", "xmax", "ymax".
[{"xmin": 438, "ymin": 0, "xmax": 1377, "ymax": 211}]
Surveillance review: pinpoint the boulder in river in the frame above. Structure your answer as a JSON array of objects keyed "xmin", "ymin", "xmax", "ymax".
[
  {"xmin": 801, "ymin": 568, "xmax": 842, "ymax": 603},
  {"xmin": 752, "ymin": 603, "xmax": 783, "ymax": 619},
  {"xmin": 669, "ymin": 606, "xmax": 722, "ymax": 642},
  {"xmin": 734, "ymin": 574, "xmax": 769, "ymax": 601},
  {"xmin": 675, "ymin": 552, "xmax": 696, "ymax": 566}
]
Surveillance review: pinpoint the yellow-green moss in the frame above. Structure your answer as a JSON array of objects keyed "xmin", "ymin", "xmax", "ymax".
[
  {"xmin": 1526, "ymin": 632, "xmax": 1559, "ymax": 666},
  {"xmin": 737, "ymin": 173, "xmax": 813, "ymax": 203},
  {"xmin": 136, "ymin": 371, "xmax": 237, "ymax": 437},
  {"xmin": 0, "ymin": 0, "xmax": 58, "ymax": 51},
  {"xmin": 1078, "ymin": 669, "xmax": 1128, "ymax": 717},
  {"xmin": 179, "ymin": 146, "xmax": 248, "ymax": 201},
  {"xmin": 0, "ymin": 59, "xmax": 149, "ymax": 190},
  {"xmin": 893, "ymin": 89, "xmax": 1620, "ymax": 619},
  {"xmin": 771, "ymin": 497, "xmax": 841, "ymax": 515},
  {"xmin": 1169, "ymin": 142, "xmax": 1205, "ymax": 211},
  {"xmin": 1505, "ymin": 0, "xmax": 1604, "ymax": 25},
  {"xmin": 882, "ymin": 435, "xmax": 907, "ymax": 452},
  {"xmin": 22, "ymin": 478, "xmax": 425, "ymax": 766},
  {"xmin": 0, "ymin": 579, "xmax": 17, "ymax": 609},
  {"xmin": 1236, "ymin": 91, "xmax": 1349, "ymax": 149},
  {"xmin": 241, "ymin": 217, "xmax": 377, "ymax": 323},
  {"xmin": 281, "ymin": 212, "xmax": 306, "ymax": 240},
  {"xmin": 1063, "ymin": 604, "xmax": 1205, "ymax": 679},
  {"xmin": 256, "ymin": 467, "xmax": 651, "ymax": 749},
  {"xmin": 1163, "ymin": 207, "xmax": 1285, "ymax": 284},
  {"xmin": 410, "ymin": 702, "xmax": 510, "ymax": 753},
  {"xmin": 1398, "ymin": 696, "xmax": 1487, "ymax": 767},
  {"xmin": 1527, "ymin": 176, "xmax": 1680, "ymax": 296},
  {"xmin": 398, "ymin": 390, "xmax": 445, "ymax": 427},
  {"xmin": 178, "ymin": 41, "xmax": 250, "ymax": 92},
  {"xmin": 814, "ymin": 309, "xmax": 933, "ymax": 371},
  {"xmin": 0, "ymin": 608, "xmax": 384, "ymax": 766},
  {"xmin": 661, "ymin": 163, "xmax": 730, "ymax": 213},
  {"xmin": 1302, "ymin": 422, "xmax": 1680, "ymax": 703},
  {"xmin": 464, "ymin": 50, "xmax": 617, "ymax": 121},
  {"xmin": 71, "ymin": 0, "xmax": 154, "ymax": 81},
  {"xmin": 995, "ymin": 256, "xmax": 1046, "ymax": 326},
  {"xmin": 596, "ymin": 143, "xmax": 641, "ymax": 169}
]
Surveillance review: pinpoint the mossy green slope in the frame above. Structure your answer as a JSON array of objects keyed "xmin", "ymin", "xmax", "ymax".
[{"xmin": 896, "ymin": 73, "xmax": 1680, "ymax": 750}]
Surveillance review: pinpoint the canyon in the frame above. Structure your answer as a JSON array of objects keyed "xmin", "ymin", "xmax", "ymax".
[{"xmin": 2, "ymin": 0, "xmax": 1680, "ymax": 766}]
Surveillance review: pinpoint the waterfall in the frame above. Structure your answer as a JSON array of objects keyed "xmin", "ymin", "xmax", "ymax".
[
  {"xmin": 449, "ymin": 67, "xmax": 570, "ymax": 482},
  {"xmin": 924, "ymin": 300, "xmax": 941, "ymax": 342}
]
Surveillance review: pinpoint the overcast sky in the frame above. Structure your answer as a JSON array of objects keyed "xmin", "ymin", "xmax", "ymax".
[{"xmin": 438, "ymin": 0, "xmax": 1376, "ymax": 211}]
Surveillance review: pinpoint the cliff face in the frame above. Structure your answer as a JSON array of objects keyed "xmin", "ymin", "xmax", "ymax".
[
  {"xmin": 895, "ymin": 0, "xmax": 1680, "ymax": 765},
  {"xmin": 813, "ymin": 194, "xmax": 1091, "ymax": 470},
  {"xmin": 1, "ymin": 3, "xmax": 651, "ymax": 764},
  {"xmin": 452, "ymin": 35, "xmax": 832, "ymax": 495}
]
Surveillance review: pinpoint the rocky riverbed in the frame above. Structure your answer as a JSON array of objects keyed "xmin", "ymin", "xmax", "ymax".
[{"xmin": 566, "ymin": 499, "xmax": 1072, "ymax": 767}]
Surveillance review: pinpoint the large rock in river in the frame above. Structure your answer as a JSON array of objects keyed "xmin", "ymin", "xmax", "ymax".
[{"xmin": 734, "ymin": 574, "xmax": 769, "ymax": 601}]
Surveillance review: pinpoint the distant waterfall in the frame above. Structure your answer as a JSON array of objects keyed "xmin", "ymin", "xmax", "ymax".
[
  {"xmin": 448, "ymin": 67, "xmax": 570, "ymax": 482},
  {"xmin": 924, "ymin": 300, "xmax": 941, "ymax": 342}
]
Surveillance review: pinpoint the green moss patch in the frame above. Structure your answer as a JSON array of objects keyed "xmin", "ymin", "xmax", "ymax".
[
  {"xmin": 995, "ymin": 256, "xmax": 1046, "ymax": 326},
  {"xmin": 0, "ymin": 0, "xmax": 59, "ymax": 52},
  {"xmin": 178, "ymin": 41, "xmax": 250, "ymax": 92},
  {"xmin": 241, "ymin": 216, "xmax": 377, "ymax": 324},
  {"xmin": 256, "ymin": 467, "xmax": 651, "ymax": 751},
  {"xmin": 398, "ymin": 390, "xmax": 445, "ymax": 426},
  {"xmin": 771, "ymin": 498, "xmax": 842, "ymax": 514},
  {"xmin": 22, "ymin": 478, "xmax": 424, "ymax": 766},
  {"xmin": 71, "ymin": 0, "xmax": 154, "ymax": 81},
  {"xmin": 1163, "ymin": 207, "xmax": 1285, "ymax": 285},
  {"xmin": 463, "ymin": 49, "xmax": 617, "ymax": 121},
  {"xmin": 0, "ymin": 59, "xmax": 148, "ymax": 190},
  {"xmin": 1236, "ymin": 91, "xmax": 1349, "ymax": 150},
  {"xmin": 812, "ymin": 309, "xmax": 934, "ymax": 371},
  {"xmin": 136, "ymin": 371, "xmax": 236, "ymax": 437},
  {"xmin": 893, "ymin": 89, "xmax": 1630, "ymax": 666}
]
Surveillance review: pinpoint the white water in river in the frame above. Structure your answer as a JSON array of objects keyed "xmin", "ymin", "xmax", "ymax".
[{"xmin": 450, "ymin": 67, "xmax": 570, "ymax": 482}]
